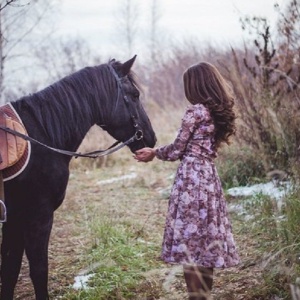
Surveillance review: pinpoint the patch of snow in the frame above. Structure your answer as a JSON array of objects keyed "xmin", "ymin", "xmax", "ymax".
[
  {"xmin": 97, "ymin": 173, "xmax": 137, "ymax": 185},
  {"xmin": 227, "ymin": 202, "xmax": 255, "ymax": 221},
  {"xmin": 73, "ymin": 273, "xmax": 94, "ymax": 290},
  {"xmin": 227, "ymin": 181, "xmax": 291, "ymax": 200},
  {"xmin": 227, "ymin": 181, "xmax": 292, "ymax": 214}
]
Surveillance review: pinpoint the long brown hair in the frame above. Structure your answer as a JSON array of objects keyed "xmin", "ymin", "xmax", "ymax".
[{"xmin": 183, "ymin": 62, "xmax": 236, "ymax": 150}]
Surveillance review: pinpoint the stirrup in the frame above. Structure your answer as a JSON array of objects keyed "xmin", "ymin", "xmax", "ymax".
[{"xmin": 0, "ymin": 200, "xmax": 7, "ymax": 222}]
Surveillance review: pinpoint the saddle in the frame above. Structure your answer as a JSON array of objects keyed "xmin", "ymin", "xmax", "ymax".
[
  {"xmin": 0, "ymin": 109, "xmax": 28, "ymax": 222},
  {"xmin": 0, "ymin": 113, "xmax": 27, "ymax": 170}
]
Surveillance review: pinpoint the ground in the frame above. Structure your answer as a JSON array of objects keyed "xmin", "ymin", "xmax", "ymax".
[{"xmin": 7, "ymin": 155, "xmax": 269, "ymax": 299}]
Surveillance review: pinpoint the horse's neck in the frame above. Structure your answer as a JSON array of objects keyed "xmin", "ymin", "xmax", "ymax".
[
  {"xmin": 13, "ymin": 95, "xmax": 98, "ymax": 153},
  {"xmin": 64, "ymin": 118, "xmax": 94, "ymax": 153}
]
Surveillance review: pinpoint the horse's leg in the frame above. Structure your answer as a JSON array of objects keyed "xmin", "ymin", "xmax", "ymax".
[
  {"xmin": 0, "ymin": 220, "xmax": 25, "ymax": 300},
  {"xmin": 24, "ymin": 213, "xmax": 53, "ymax": 300}
]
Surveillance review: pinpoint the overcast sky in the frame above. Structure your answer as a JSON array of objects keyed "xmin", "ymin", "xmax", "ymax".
[{"xmin": 56, "ymin": 0, "xmax": 285, "ymax": 61}]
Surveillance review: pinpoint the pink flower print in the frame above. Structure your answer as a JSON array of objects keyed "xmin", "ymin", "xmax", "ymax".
[
  {"xmin": 208, "ymin": 223, "xmax": 218, "ymax": 236},
  {"xmin": 177, "ymin": 243, "xmax": 188, "ymax": 253},
  {"xmin": 199, "ymin": 209, "xmax": 208, "ymax": 219},
  {"xmin": 219, "ymin": 224, "xmax": 226, "ymax": 234},
  {"xmin": 215, "ymin": 256, "xmax": 225, "ymax": 267},
  {"xmin": 182, "ymin": 191, "xmax": 191, "ymax": 205},
  {"xmin": 187, "ymin": 224, "xmax": 198, "ymax": 234}
]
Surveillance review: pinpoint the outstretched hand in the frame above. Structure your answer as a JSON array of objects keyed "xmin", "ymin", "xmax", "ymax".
[{"xmin": 134, "ymin": 147, "xmax": 156, "ymax": 163}]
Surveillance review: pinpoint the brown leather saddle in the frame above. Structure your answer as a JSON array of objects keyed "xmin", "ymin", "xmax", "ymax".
[
  {"xmin": 0, "ymin": 105, "xmax": 28, "ymax": 222},
  {"xmin": 0, "ymin": 113, "xmax": 27, "ymax": 171}
]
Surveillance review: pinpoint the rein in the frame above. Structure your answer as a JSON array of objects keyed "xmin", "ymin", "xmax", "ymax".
[
  {"xmin": 0, "ymin": 63, "xmax": 144, "ymax": 159},
  {"xmin": 0, "ymin": 126, "xmax": 142, "ymax": 158}
]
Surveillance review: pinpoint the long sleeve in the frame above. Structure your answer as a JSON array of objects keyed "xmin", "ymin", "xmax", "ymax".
[{"xmin": 155, "ymin": 106, "xmax": 204, "ymax": 161}]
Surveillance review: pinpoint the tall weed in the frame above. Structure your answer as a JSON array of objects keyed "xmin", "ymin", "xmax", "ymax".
[
  {"xmin": 280, "ymin": 188, "xmax": 300, "ymax": 245},
  {"xmin": 237, "ymin": 186, "xmax": 300, "ymax": 299},
  {"xmin": 216, "ymin": 144, "xmax": 265, "ymax": 188}
]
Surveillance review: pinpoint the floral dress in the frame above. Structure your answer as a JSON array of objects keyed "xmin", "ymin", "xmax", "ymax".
[{"xmin": 155, "ymin": 104, "xmax": 240, "ymax": 268}]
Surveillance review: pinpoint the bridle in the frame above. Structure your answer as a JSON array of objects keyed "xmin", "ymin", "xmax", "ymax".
[
  {"xmin": 107, "ymin": 62, "xmax": 144, "ymax": 142},
  {"xmin": 0, "ymin": 63, "xmax": 144, "ymax": 159}
]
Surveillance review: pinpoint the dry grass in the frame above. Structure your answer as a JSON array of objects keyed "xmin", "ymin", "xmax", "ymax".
[
  {"xmin": 10, "ymin": 151, "xmax": 271, "ymax": 300},
  {"xmin": 8, "ymin": 102, "xmax": 299, "ymax": 299}
]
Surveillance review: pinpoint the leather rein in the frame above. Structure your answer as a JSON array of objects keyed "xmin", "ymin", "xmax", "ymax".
[{"xmin": 0, "ymin": 64, "xmax": 144, "ymax": 159}]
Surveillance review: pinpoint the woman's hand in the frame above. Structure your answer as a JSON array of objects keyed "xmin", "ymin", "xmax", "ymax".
[{"xmin": 134, "ymin": 147, "xmax": 156, "ymax": 162}]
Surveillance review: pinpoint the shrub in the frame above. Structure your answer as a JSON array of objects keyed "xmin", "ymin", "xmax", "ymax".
[{"xmin": 216, "ymin": 144, "xmax": 265, "ymax": 188}]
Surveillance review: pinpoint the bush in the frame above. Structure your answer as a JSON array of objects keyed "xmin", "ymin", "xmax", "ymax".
[{"xmin": 216, "ymin": 144, "xmax": 265, "ymax": 188}]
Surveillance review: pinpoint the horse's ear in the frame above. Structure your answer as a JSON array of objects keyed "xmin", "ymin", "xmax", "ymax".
[{"xmin": 121, "ymin": 55, "xmax": 137, "ymax": 76}]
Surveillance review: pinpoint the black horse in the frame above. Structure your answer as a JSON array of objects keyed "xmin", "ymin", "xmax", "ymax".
[{"xmin": 0, "ymin": 56, "xmax": 156, "ymax": 299}]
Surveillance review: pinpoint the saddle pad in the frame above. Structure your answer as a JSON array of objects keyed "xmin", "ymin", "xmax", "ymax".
[
  {"xmin": 0, "ymin": 104, "xmax": 31, "ymax": 181},
  {"xmin": 0, "ymin": 116, "xmax": 27, "ymax": 170}
]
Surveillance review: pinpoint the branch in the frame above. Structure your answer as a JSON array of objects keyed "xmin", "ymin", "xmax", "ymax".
[
  {"xmin": 261, "ymin": 65, "xmax": 300, "ymax": 89},
  {"xmin": 0, "ymin": 0, "xmax": 29, "ymax": 11},
  {"xmin": 0, "ymin": 0, "xmax": 15, "ymax": 11},
  {"xmin": 260, "ymin": 65, "xmax": 300, "ymax": 103},
  {"xmin": 5, "ymin": 2, "xmax": 51, "ymax": 56}
]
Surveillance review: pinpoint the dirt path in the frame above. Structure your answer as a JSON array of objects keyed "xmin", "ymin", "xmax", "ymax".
[{"xmin": 10, "ymin": 160, "xmax": 265, "ymax": 299}]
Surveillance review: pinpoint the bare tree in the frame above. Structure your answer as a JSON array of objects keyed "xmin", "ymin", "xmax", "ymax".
[
  {"xmin": 115, "ymin": 0, "xmax": 139, "ymax": 57},
  {"xmin": 149, "ymin": 0, "xmax": 161, "ymax": 65},
  {"xmin": 0, "ymin": 0, "xmax": 59, "ymax": 104},
  {"xmin": 0, "ymin": 0, "xmax": 17, "ymax": 12},
  {"xmin": 34, "ymin": 37, "xmax": 94, "ymax": 85},
  {"xmin": 222, "ymin": 1, "xmax": 300, "ymax": 175}
]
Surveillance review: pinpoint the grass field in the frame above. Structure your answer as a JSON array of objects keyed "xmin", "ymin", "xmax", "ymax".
[
  {"xmin": 11, "ymin": 149, "xmax": 277, "ymax": 299},
  {"xmin": 9, "ymin": 105, "xmax": 299, "ymax": 299}
]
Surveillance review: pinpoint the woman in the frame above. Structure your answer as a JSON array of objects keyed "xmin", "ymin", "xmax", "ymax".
[{"xmin": 134, "ymin": 62, "xmax": 240, "ymax": 300}]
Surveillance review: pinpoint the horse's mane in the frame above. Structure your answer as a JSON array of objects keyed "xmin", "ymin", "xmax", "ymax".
[{"xmin": 12, "ymin": 60, "xmax": 138, "ymax": 148}]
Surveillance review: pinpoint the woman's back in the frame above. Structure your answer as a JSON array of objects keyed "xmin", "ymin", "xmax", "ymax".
[{"xmin": 182, "ymin": 104, "xmax": 217, "ymax": 160}]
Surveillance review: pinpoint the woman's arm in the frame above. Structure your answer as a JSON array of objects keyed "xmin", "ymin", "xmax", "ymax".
[
  {"xmin": 155, "ymin": 106, "xmax": 202, "ymax": 161},
  {"xmin": 135, "ymin": 106, "xmax": 204, "ymax": 163}
]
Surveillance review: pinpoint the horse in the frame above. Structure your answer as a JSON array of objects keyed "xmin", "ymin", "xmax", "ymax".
[{"xmin": 0, "ymin": 56, "xmax": 156, "ymax": 299}]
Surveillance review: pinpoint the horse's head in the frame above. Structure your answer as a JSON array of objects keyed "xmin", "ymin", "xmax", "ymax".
[{"xmin": 99, "ymin": 56, "xmax": 156, "ymax": 152}]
